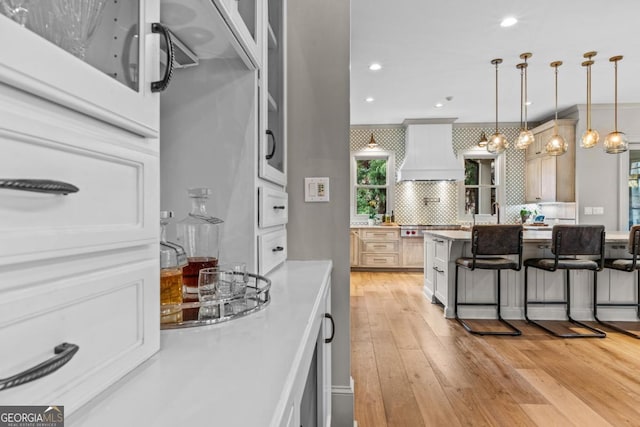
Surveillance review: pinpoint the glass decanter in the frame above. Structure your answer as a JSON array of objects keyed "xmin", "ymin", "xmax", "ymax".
[
  {"xmin": 160, "ymin": 211, "xmax": 187, "ymax": 324},
  {"xmin": 176, "ymin": 188, "xmax": 223, "ymax": 296}
]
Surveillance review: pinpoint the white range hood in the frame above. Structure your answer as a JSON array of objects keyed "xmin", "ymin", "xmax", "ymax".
[{"xmin": 397, "ymin": 119, "xmax": 465, "ymax": 182}]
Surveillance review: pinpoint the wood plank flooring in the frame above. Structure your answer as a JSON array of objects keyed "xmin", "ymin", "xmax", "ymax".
[{"xmin": 351, "ymin": 271, "xmax": 640, "ymax": 427}]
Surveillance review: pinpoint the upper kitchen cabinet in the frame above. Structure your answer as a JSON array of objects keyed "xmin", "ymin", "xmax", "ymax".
[
  {"xmin": 525, "ymin": 119, "xmax": 577, "ymax": 203},
  {"xmin": 160, "ymin": 0, "xmax": 262, "ymax": 70},
  {"xmin": 0, "ymin": 1, "xmax": 160, "ymax": 137},
  {"xmin": 259, "ymin": 0, "xmax": 287, "ymax": 186}
]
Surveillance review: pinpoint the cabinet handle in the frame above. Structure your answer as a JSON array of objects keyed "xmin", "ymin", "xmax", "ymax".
[
  {"xmin": 0, "ymin": 179, "xmax": 79, "ymax": 195},
  {"xmin": 265, "ymin": 130, "xmax": 276, "ymax": 160},
  {"xmin": 273, "ymin": 205, "xmax": 286, "ymax": 210},
  {"xmin": 433, "ymin": 266, "xmax": 444, "ymax": 273},
  {"xmin": 272, "ymin": 246, "xmax": 284, "ymax": 252},
  {"xmin": 324, "ymin": 313, "xmax": 335, "ymax": 344},
  {"xmin": 434, "ymin": 239, "xmax": 445, "ymax": 243},
  {"xmin": 0, "ymin": 343, "xmax": 79, "ymax": 391},
  {"xmin": 151, "ymin": 23, "xmax": 174, "ymax": 93},
  {"xmin": 373, "ymin": 245, "xmax": 387, "ymax": 248}
]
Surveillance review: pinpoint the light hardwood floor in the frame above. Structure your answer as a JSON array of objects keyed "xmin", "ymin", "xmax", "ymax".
[{"xmin": 351, "ymin": 271, "xmax": 640, "ymax": 427}]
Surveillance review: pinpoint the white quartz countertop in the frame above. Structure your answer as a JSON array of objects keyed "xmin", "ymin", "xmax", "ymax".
[
  {"xmin": 67, "ymin": 260, "xmax": 332, "ymax": 427},
  {"xmin": 424, "ymin": 229, "xmax": 629, "ymax": 243}
]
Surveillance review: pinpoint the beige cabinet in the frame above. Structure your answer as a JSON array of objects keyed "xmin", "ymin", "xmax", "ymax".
[
  {"xmin": 350, "ymin": 230, "xmax": 360, "ymax": 267},
  {"xmin": 358, "ymin": 227, "xmax": 400, "ymax": 268},
  {"xmin": 401, "ymin": 238, "xmax": 425, "ymax": 268},
  {"xmin": 525, "ymin": 119, "xmax": 576, "ymax": 203}
]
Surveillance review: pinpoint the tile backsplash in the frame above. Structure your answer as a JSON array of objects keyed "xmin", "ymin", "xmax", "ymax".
[{"xmin": 350, "ymin": 125, "xmax": 526, "ymax": 224}]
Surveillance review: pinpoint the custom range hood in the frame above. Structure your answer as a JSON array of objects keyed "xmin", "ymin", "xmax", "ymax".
[{"xmin": 397, "ymin": 118, "xmax": 465, "ymax": 181}]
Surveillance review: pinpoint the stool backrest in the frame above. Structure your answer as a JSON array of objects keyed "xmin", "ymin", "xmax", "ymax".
[
  {"xmin": 471, "ymin": 224, "xmax": 523, "ymax": 256},
  {"xmin": 627, "ymin": 225, "xmax": 640, "ymax": 256},
  {"xmin": 551, "ymin": 225, "xmax": 605, "ymax": 257}
]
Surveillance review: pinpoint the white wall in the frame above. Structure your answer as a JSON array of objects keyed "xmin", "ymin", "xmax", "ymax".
[{"xmin": 287, "ymin": 0, "xmax": 354, "ymax": 425}]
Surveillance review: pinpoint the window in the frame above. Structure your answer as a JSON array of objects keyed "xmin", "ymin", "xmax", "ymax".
[
  {"xmin": 351, "ymin": 152, "xmax": 394, "ymax": 221},
  {"xmin": 458, "ymin": 149, "xmax": 504, "ymax": 220}
]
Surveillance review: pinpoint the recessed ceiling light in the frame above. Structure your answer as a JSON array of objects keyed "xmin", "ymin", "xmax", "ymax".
[
  {"xmin": 369, "ymin": 63, "xmax": 382, "ymax": 71},
  {"xmin": 366, "ymin": 97, "xmax": 375, "ymax": 102},
  {"xmin": 500, "ymin": 16, "xmax": 518, "ymax": 27},
  {"xmin": 434, "ymin": 103, "xmax": 444, "ymax": 108}
]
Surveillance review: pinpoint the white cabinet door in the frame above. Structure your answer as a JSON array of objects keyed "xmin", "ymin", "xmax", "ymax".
[
  {"xmin": 318, "ymin": 286, "xmax": 333, "ymax": 427},
  {"xmin": 0, "ymin": 1, "xmax": 160, "ymax": 137}
]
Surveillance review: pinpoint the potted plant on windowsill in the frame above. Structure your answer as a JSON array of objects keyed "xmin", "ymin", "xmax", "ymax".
[{"xmin": 367, "ymin": 199, "xmax": 378, "ymax": 226}]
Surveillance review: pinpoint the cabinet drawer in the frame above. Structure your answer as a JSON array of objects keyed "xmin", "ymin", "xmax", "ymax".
[
  {"xmin": 362, "ymin": 241, "xmax": 399, "ymax": 253},
  {"xmin": 433, "ymin": 239, "xmax": 449, "ymax": 261},
  {"xmin": 0, "ymin": 129, "xmax": 157, "ymax": 264},
  {"xmin": 360, "ymin": 229, "xmax": 399, "ymax": 240},
  {"xmin": 360, "ymin": 254, "xmax": 399, "ymax": 267},
  {"xmin": 433, "ymin": 258, "xmax": 447, "ymax": 278},
  {"xmin": 0, "ymin": 260, "xmax": 158, "ymax": 414},
  {"xmin": 259, "ymin": 229, "xmax": 287, "ymax": 274},
  {"xmin": 259, "ymin": 187, "xmax": 288, "ymax": 228}
]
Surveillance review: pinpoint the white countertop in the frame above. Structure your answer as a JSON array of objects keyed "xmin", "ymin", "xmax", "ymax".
[
  {"xmin": 67, "ymin": 260, "xmax": 332, "ymax": 427},
  {"xmin": 424, "ymin": 229, "xmax": 629, "ymax": 243}
]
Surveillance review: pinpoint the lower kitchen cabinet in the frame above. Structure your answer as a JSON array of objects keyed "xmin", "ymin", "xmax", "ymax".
[
  {"xmin": 67, "ymin": 261, "xmax": 333, "ymax": 427},
  {"xmin": 350, "ymin": 230, "xmax": 360, "ymax": 267},
  {"xmin": 423, "ymin": 233, "xmax": 450, "ymax": 307},
  {"xmin": 401, "ymin": 238, "xmax": 425, "ymax": 267}
]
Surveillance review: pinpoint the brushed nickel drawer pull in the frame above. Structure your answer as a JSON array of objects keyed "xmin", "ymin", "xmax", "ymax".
[
  {"xmin": 0, "ymin": 179, "xmax": 79, "ymax": 195},
  {"xmin": 273, "ymin": 205, "xmax": 286, "ymax": 210},
  {"xmin": 0, "ymin": 343, "xmax": 79, "ymax": 391}
]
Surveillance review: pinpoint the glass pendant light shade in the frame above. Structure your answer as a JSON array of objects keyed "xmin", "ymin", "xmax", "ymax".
[
  {"xmin": 604, "ymin": 55, "xmax": 628, "ymax": 154},
  {"xmin": 487, "ymin": 132, "xmax": 508, "ymax": 153},
  {"xmin": 515, "ymin": 129, "xmax": 535, "ymax": 149},
  {"xmin": 487, "ymin": 58, "xmax": 508, "ymax": 153},
  {"xmin": 515, "ymin": 53, "xmax": 534, "ymax": 149},
  {"xmin": 580, "ymin": 52, "xmax": 599, "ymax": 149},
  {"xmin": 581, "ymin": 129, "xmax": 600, "ymax": 148},
  {"xmin": 546, "ymin": 134, "xmax": 568, "ymax": 156},
  {"xmin": 546, "ymin": 61, "xmax": 567, "ymax": 156},
  {"xmin": 604, "ymin": 131, "xmax": 628, "ymax": 154}
]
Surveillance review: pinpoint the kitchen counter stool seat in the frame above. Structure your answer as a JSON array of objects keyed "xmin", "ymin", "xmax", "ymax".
[
  {"xmin": 599, "ymin": 225, "xmax": 640, "ymax": 338},
  {"xmin": 454, "ymin": 224, "xmax": 523, "ymax": 336},
  {"xmin": 524, "ymin": 225, "xmax": 606, "ymax": 338}
]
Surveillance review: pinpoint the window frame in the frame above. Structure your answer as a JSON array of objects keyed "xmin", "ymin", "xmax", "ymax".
[
  {"xmin": 350, "ymin": 150, "xmax": 395, "ymax": 222},
  {"xmin": 457, "ymin": 147, "xmax": 505, "ymax": 222}
]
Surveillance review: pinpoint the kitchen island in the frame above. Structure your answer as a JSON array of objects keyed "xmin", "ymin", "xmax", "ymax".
[
  {"xmin": 66, "ymin": 260, "xmax": 333, "ymax": 427},
  {"xmin": 424, "ymin": 229, "xmax": 634, "ymax": 321}
]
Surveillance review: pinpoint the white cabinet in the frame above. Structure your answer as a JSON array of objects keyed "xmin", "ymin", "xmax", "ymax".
[
  {"xmin": 0, "ymin": 1, "xmax": 160, "ymax": 413},
  {"xmin": 424, "ymin": 234, "xmax": 450, "ymax": 307},
  {"xmin": 0, "ymin": 1, "xmax": 159, "ymax": 137}
]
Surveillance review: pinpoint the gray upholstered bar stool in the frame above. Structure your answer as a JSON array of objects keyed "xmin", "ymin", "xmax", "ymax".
[
  {"xmin": 454, "ymin": 224, "xmax": 523, "ymax": 336},
  {"xmin": 524, "ymin": 224, "xmax": 606, "ymax": 338},
  {"xmin": 598, "ymin": 225, "xmax": 640, "ymax": 338}
]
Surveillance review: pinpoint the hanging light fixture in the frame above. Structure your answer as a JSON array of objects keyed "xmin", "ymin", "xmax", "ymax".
[
  {"xmin": 545, "ymin": 61, "xmax": 568, "ymax": 156},
  {"xmin": 477, "ymin": 131, "xmax": 488, "ymax": 147},
  {"xmin": 604, "ymin": 55, "xmax": 628, "ymax": 154},
  {"xmin": 515, "ymin": 53, "xmax": 534, "ymax": 149},
  {"xmin": 487, "ymin": 58, "xmax": 508, "ymax": 154},
  {"xmin": 367, "ymin": 133, "xmax": 378, "ymax": 148},
  {"xmin": 580, "ymin": 51, "xmax": 599, "ymax": 148}
]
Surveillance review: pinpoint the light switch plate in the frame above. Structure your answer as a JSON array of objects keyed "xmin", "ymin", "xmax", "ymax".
[
  {"xmin": 584, "ymin": 207, "xmax": 593, "ymax": 215},
  {"xmin": 304, "ymin": 177, "xmax": 330, "ymax": 202}
]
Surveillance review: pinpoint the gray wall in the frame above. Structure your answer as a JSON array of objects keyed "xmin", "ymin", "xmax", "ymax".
[
  {"xmin": 572, "ymin": 104, "xmax": 640, "ymax": 229},
  {"xmin": 287, "ymin": 0, "xmax": 353, "ymax": 425}
]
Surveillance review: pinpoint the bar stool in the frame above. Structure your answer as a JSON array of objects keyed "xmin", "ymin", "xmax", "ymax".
[
  {"xmin": 597, "ymin": 225, "xmax": 640, "ymax": 338},
  {"xmin": 524, "ymin": 225, "xmax": 606, "ymax": 338},
  {"xmin": 454, "ymin": 224, "xmax": 523, "ymax": 336}
]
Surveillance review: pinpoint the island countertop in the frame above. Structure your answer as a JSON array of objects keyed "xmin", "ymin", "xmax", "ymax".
[{"xmin": 423, "ymin": 229, "xmax": 629, "ymax": 243}]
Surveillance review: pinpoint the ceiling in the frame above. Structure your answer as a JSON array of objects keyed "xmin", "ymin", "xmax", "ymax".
[{"xmin": 350, "ymin": 0, "xmax": 640, "ymax": 125}]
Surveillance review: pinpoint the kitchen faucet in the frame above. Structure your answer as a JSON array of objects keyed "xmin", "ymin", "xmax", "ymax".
[{"xmin": 492, "ymin": 202, "xmax": 500, "ymax": 224}]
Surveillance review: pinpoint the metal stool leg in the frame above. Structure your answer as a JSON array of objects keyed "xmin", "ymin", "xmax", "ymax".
[
  {"xmin": 455, "ymin": 266, "xmax": 521, "ymax": 336},
  {"xmin": 594, "ymin": 268, "xmax": 640, "ymax": 339}
]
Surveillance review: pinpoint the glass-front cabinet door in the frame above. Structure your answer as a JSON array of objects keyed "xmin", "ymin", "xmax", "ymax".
[{"xmin": 0, "ymin": 0, "xmax": 160, "ymax": 136}]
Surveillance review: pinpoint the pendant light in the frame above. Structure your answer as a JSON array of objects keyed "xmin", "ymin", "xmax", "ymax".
[
  {"xmin": 604, "ymin": 55, "xmax": 628, "ymax": 154},
  {"xmin": 545, "ymin": 61, "xmax": 568, "ymax": 156},
  {"xmin": 367, "ymin": 133, "xmax": 378, "ymax": 148},
  {"xmin": 477, "ymin": 131, "xmax": 488, "ymax": 148},
  {"xmin": 487, "ymin": 58, "xmax": 508, "ymax": 154},
  {"xmin": 515, "ymin": 53, "xmax": 534, "ymax": 149},
  {"xmin": 580, "ymin": 51, "xmax": 599, "ymax": 148}
]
